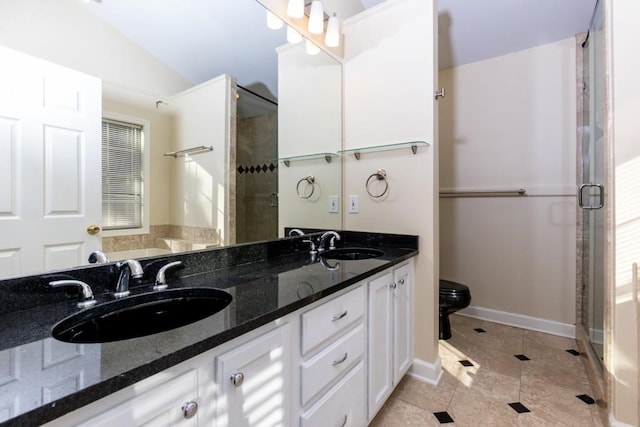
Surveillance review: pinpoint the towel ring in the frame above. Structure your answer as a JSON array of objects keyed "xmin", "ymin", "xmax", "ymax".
[
  {"xmin": 366, "ymin": 169, "xmax": 389, "ymax": 198},
  {"xmin": 296, "ymin": 175, "xmax": 315, "ymax": 199}
]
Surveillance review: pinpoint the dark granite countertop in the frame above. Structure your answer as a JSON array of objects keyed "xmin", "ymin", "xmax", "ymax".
[{"xmin": 0, "ymin": 231, "xmax": 418, "ymax": 426}]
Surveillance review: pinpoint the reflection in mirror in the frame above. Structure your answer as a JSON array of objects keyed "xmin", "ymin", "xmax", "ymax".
[{"xmin": 0, "ymin": 0, "xmax": 342, "ymax": 280}]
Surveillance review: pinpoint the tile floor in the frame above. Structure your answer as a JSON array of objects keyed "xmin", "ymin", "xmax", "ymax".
[{"xmin": 370, "ymin": 314, "xmax": 605, "ymax": 427}]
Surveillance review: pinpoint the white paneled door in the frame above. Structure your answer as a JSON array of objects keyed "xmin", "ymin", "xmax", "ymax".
[{"xmin": 0, "ymin": 46, "xmax": 102, "ymax": 279}]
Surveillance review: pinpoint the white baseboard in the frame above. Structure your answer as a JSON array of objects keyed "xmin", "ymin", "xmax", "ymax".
[
  {"xmin": 407, "ymin": 357, "xmax": 442, "ymax": 385},
  {"xmin": 609, "ymin": 413, "xmax": 635, "ymax": 427},
  {"xmin": 457, "ymin": 306, "xmax": 576, "ymax": 339}
]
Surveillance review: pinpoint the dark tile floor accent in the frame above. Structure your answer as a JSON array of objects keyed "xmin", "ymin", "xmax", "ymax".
[
  {"xmin": 566, "ymin": 349, "xmax": 581, "ymax": 356},
  {"xmin": 473, "ymin": 327, "xmax": 486, "ymax": 333},
  {"xmin": 508, "ymin": 402, "xmax": 531, "ymax": 413},
  {"xmin": 514, "ymin": 354, "xmax": 531, "ymax": 361},
  {"xmin": 433, "ymin": 411, "xmax": 455, "ymax": 424},
  {"xmin": 458, "ymin": 360, "xmax": 474, "ymax": 367},
  {"xmin": 577, "ymin": 394, "xmax": 596, "ymax": 404}
]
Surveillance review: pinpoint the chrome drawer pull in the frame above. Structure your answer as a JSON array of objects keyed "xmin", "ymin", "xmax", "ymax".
[
  {"xmin": 339, "ymin": 414, "xmax": 348, "ymax": 427},
  {"xmin": 331, "ymin": 310, "xmax": 348, "ymax": 321},
  {"xmin": 332, "ymin": 352, "xmax": 348, "ymax": 366}
]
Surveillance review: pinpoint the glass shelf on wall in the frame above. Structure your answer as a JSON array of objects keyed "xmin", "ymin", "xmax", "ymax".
[
  {"xmin": 338, "ymin": 140, "xmax": 430, "ymax": 159},
  {"xmin": 276, "ymin": 152, "xmax": 339, "ymax": 167}
]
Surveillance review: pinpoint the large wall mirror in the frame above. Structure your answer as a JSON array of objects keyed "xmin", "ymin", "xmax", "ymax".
[{"xmin": 0, "ymin": 0, "xmax": 342, "ymax": 280}]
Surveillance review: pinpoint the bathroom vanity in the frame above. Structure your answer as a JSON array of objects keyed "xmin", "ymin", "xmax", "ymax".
[{"xmin": 0, "ymin": 231, "xmax": 417, "ymax": 426}]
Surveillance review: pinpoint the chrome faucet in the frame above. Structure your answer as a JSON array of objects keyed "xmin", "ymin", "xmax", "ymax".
[
  {"xmin": 88, "ymin": 250, "xmax": 110, "ymax": 264},
  {"xmin": 318, "ymin": 231, "xmax": 340, "ymax": 252},
  {"xmin": 48, "ymin": 280, "xmax": 96, "ymax": 308},
  {"xmin": 114, "ymin": 259, "xmax": 143, "ymax": 298},
  {"xmin": 154, "ymin": 261, "xmax": 183, "ymax": 291}
]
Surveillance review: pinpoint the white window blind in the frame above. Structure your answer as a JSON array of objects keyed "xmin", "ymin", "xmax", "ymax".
[{"xmin": 102, "ymin": 119, "xmax": 143, "ymax": 230}]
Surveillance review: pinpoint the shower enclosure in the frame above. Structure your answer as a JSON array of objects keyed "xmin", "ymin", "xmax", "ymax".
[
  {"xmin": 578, "ymin": 0, "xmax": 605, "ymax": 365},
  {"xmin": 235, "ymin": 85, "xmax": 279, "ymax": 244}
]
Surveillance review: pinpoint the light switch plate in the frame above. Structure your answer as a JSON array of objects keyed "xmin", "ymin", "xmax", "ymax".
[
  {"xmin": 329, "ymin": 195, "xmax": 339, "ymax": 213},
  {"xmin": 348, "ymin": 195, "xmax": 359, "ymax": 213}
]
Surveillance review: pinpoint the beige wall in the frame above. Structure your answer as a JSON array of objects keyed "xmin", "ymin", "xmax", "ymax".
[
  {"xmin": 168, "ymin": 75, "xmax": 234, "ymax": 244},
  {"xmin": 343, "ymin": 0, "xmax": 439, "ymax": 365},
  {"xmin": 277, "ymin": 43, "xmax": 342, "ymax": 233},
  {"xmin": 439, "ymin": 39, "xmax": 577, "ymax": 325},
  {"xmin": 0, "ymin": 0, "xmax": 192, "ymax": 97},
  {"xmin": 102, "ymin": 90, "xmax": 174, "ymax": 227},
  {"xmin": 607, "ymin": 0, "xmax": 640, "ymax": 424}
]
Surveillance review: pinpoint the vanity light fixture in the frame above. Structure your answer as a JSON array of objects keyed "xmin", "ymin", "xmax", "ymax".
[
  {"xmin": 305, "ymin": 39, "xmax": 320, "ymax": 55},
  {"xmin": 267, "ymin": 0, "xmax": 341, "ymax": 49},
  {"xmin": 324, "ymin": 13, "xmax": 340, "ymax": 47},
  {"xmin": 266, "ymin": 10, "xmax": 284, "ymax": 30},
  {"xmin": 287, "ymin": 26, "xmax": 303, "ymax": 44},
  {"xmin": 307, "ymin": 0, "xmax": 324, "ymax": 34},
  {"xmin": 287, "ymin": 0, "xmax": 305, "ymax": 19}
]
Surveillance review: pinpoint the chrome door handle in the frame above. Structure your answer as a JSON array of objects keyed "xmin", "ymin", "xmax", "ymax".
[
  {"xmin": 332, "ymin": 310, "xmax": 348, "ymax": 321},
  {"xmin": 578, "ymin": 183, "xmax": 604, "ymax": 209}
]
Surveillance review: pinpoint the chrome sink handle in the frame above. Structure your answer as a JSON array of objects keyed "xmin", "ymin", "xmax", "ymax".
[
  {"xmin": 303, "ymin": 238, "xmax": 318, "ymax": 254},
  {"xmin": 48, "ymin": 280, "xmax": 96, "ymax": 308},
  {"xmin": 154, "ymin": 261, "xmax": 183, "ymax": 291},
  {"xmin": 288, "ymin": 228, "xmax": 304, "ymax": 236}
]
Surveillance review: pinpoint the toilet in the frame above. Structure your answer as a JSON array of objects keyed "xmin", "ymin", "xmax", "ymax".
[{"xmin": 439, "ymin": 279, "xmax": 472, "ymax": 340}]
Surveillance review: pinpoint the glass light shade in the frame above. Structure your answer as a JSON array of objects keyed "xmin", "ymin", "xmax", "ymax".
[
  {"xmin": 266, "ymin": 11, "xmax": 284, "ymax": 30},
  {"xmin": 287, "ymin": 0, "xmax": 304, "ymax": 19},
  {"xmin": 287, "ymin": 26, "xmax": 302, "ymax": 44},
  {"xmin": 305, "ymin": 39, "xmax": 320, "ymax": 55},
  {"xmin": 324, "ymin": 14, "xmax": 340, "ymax": 47},
  {"xmin": 308, "ymin": 1, "xmax": 324, "ymax": 34}
]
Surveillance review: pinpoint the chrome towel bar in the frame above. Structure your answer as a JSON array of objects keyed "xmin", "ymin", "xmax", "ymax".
[
  {"xmin": 439, "ymin": 189, "xmax": 526, "ymax": 198},
  {"xmin": 164, "ymin": 145, "xmax": 213, "ymax": 158}
]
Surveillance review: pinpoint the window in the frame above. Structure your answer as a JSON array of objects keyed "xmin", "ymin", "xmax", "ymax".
[{"xmin": 102, "ymin": 118, "xmax": 144, "ymax": 231}]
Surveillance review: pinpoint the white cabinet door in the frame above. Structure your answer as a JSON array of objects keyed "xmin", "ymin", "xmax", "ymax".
[
  {"xmin": 216, "ymin": 323, "xmax": 292, "ymax": 427},
  {"xmin": 393, "ymin": 262, "xmax": 413, "ymax": 382},
  {"xmin": 77, "ymin": 369, "xmax": 198, "ymax": 427},
  {"xmin": 367, "ymin": 271, "xmax": 394, "ymax": 419},
  {"xmin": 367, "ymin": 261, "xmax": 415, "ymax": 421}
]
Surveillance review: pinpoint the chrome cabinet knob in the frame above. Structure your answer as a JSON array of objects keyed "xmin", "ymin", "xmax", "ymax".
[
  {"xmin": 398, "ymin": 278, "xmax": 405, "ymax": 285},
  {"xmin": 230, "ymin": 372, "xmax": 244, "ymax": 387},
  {"xmin": 182, "ymin": 401, "xmax": 198, "ymax": 419},
  {"xmin": 390, "ymin": 282, "xmax": 397, "ymax": 289}
]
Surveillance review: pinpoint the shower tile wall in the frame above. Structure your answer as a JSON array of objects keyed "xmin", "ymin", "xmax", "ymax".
[{"xmin": 236, "ymin": 112, "xmax": 278, "ymax": 243}]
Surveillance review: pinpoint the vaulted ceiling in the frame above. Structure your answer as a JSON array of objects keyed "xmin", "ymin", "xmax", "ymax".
[{"xmin": 81, "ymin": 0, "xmax": 596, "ymax": 100}]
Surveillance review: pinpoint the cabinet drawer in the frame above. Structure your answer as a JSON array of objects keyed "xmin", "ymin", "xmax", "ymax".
[
  {"xmin": 301, "ymin": 362, "xmax": 366, "ymax": 427},
  {"xmin": 301, "ymin": 286, "xmax": 364, "ymax": 354},
  {"xmin": 301, "ymin": 324, "xmax": 364, "ymax": 405}
]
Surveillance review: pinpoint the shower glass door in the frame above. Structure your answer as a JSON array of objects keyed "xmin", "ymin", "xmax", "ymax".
[{"xmin": 580, "ymin": 0, "xmax": 605, "ymax": 364}]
